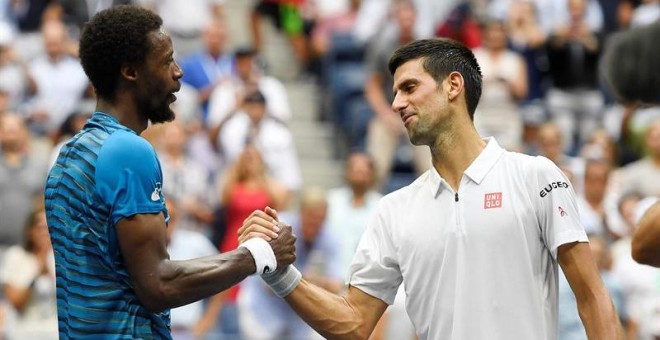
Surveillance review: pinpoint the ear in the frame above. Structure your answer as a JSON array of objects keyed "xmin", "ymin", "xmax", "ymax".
[
  {"xmin": 445, "ymin": 71, "xmax": 465, "ymax": 102},
  {"xmin": 120, "ymin": 63, "xmax": 138, "ymax": 83}
]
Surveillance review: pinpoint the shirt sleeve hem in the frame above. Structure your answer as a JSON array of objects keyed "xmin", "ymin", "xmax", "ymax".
[
  {"xmin": 112, "ymin": 205, "xmax": 166, "ymax": 226},
  {"xmin": 550, "ymin": 229, "xmax": 589, "ymax": 259},
  {"xmin": 348, "ymin": 283, "xmax": 396, "ymax": 306}
]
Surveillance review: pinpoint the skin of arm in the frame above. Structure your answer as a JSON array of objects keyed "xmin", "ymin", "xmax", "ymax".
[
  {"xmin": 238, "ymin": 209, "xmax": 389, "ymax": 339},
  {"xmin": 284, "ymin": 283, "xmax": 388, "ymax": 340},
  {"xmin": 631, "ymin": 201, "xmax": 660, "ymax": 267},
  {"xmin": 558, "ymin": 242, "xmax": 624, "ymax": 340},
  {"xmin": 116, "ymin": 211, "xmax": 294, "ymax": 313}
]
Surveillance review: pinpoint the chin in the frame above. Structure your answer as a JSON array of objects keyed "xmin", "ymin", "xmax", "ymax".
[{"xmin": 149, "ymin": 107, "xmax": 176, "ymax": 124}]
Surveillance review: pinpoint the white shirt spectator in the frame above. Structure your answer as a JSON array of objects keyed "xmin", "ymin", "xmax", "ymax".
[
  {"xmin": 219, "ymin": 113, "xmax": 302, "ymax": 191},
  {"xmin": 348, "ymin": 138, "xmax": 588, "ymax": 340},
  {"xmin": 208, "ymin": 76, "xmax": 291, "ymax": 124},
  {"xmin": 0, "ymin": 246, "xmax": 57, "ymax": 340},
  {"xmin": 325, "ymin": 187, "xmax": 382, "ymax": 279},
  {"xmin": 28, "ymin": 55, "xmax": 88, "ymax": 132}
]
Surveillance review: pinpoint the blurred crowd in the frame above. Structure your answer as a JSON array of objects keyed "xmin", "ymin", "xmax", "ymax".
[{"xmin": 0, "ymin": 0, "xmax": 658, "ymax": 339}]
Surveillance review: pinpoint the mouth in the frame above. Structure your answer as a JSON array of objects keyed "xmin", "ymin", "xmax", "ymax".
[
  {"xmin": 401, "ymin": 112, "xmax": 415, "ymax": 125},
  {"xmin": 168, "ymin": 85, "xmax": 181, "ymax": 103}
]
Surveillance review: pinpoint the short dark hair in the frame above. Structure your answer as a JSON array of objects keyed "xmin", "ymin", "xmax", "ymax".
[
  {"xmin": 79, "ymin": 5, "xmax": 163, "ymax": 100},
  {"xmin": 388, "ymin": 38, "xmax": 483, "ymax": 119}
]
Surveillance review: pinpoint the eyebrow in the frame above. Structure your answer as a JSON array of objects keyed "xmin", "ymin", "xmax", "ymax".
[{"xmin": 392, "ymin": 79, "xmax": 419, "ymax": 97}]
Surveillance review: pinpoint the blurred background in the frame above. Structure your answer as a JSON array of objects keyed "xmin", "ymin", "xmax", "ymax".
[{"xmin": 0, "ymin": 0, "xmax": 658, "ymax": 339}]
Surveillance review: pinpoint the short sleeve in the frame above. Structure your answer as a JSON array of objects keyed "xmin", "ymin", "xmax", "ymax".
[
  {"xmin": 529, "ymin": 156, "xmax": 588, "ymax": 259},
  {"xmin": 348, "ymin": 201, "xmax": 402, "ymax": 305},
  {"xmin": 95, "ymin": 130, "xmax": 168, "ymax": 226}
]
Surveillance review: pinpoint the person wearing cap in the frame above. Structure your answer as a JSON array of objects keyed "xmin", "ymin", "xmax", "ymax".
[{"xmin": 212, "ymin": 89, "xmax": 301, "ymax": 197}]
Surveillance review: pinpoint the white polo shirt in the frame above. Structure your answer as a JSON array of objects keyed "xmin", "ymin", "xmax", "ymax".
[{"xmin": 348, "ymin": 138, "xmax": 588, "ymax": 340}]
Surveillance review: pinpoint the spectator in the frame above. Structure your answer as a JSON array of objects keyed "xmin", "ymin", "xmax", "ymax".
[
  {"xmin": 325, "ymin": 152, "xmax": 416, "ymax": 340},
  {"xmin": 352, "ymin": 0, "xmax": 448, "ymax": 44},
  {"xmin": 487, "ymin": 0, "xmax": 605, "ymax": 36},
  {"xmin": 139, "ymin": 0, "xmax": 225, "ymax": 58},
  {"xmin": 238, "ymin": 186, "xmax": 343, "ymax": 340},
  {"xmin": 250, "ymin": 0, "xmax": 312, "ymax": 74},
  {"xmin": 546, "ymin": 0, "xmax": 604, "ymax": 152},
  {"xmin": 0, "ymin": 114, "xmax": 48, "ymax": 254},
  {"xmin": 611, "ymin": 201, "xmax": 660, "ymax": 340},
  {"xmin": 326, "ymin": 151, "xmax": 382, "ymax": 277},
  {"xmin": 559, "ymin": 234, "xmax": 632, "ymax": 340},
  {"xmin": 629, "ymin": 0, "xmax": 660, "ymax": 27},
  {"xmin": 165, "ymin": 198, "xmax": 224, "ymax": 339},
  {"xmin": 473, "ymin": 19, "xmax": 528, "ymax": 151},
  {"xmin": 213, "ymin": 90, "xmax": 302, "ymax": 193},
  {"xmin": 0, "ymin": 24, "xmax": 36, "ymax": 111},
  {"xmin": 434, "ymin": 3, "xmax": 482, "ymax": 49},
  {"xmin": 179, "ymin": 19, "xmax": 234, "ymax": 120},
  {"xmin": 27, "ymin": 19, "xmax": 88, "ymax": 137},
  {"xmin": 576, "ymin": 159, "xmax": 612, "ymax": 236},
  {"xmin": 535, "ymin": 122, "xmax": 586, "ymax": 193},
  {"xmin": 207, "ymin": 47, "xmax": 291, "ymax": 125},
  {"xmin": 505, "ymin": 0, "xmax": 548, "ymax": 150},
  {"xmin": 157, "ymin": 121, "xmax": 215, "ymax": 233},
  {"xmin": 363, "ymin": 0, "xmax": 430, "ymax": 188},
  {"xmin": 310, "ymin": 0, "xmax": 360, "ymax": 57},
  {"xmin": 217, "ymin": 144, "xmax": 289, "ymax": 338},
  {"xmin": 611, "ymin": 121, "xmax": 660, "ymax": 199},
  {"xmin": 0, "ymin": 205, "xmax": 57, "ymax": 340}
]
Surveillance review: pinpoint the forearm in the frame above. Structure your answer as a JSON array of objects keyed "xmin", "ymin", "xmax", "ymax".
[
  {"xmin": 631, "ymin": 202, "xmax": 660, "ymax": 266},
  {"xmin": 141, "ymin": 248, "xmax": 255, "ymax": 312},
  {"xmin": 577, "ymin": 291, "xmax": 624, "ymax": 340},
  {"xmin": 284, "ymin": 280, "xmax": 371, "ymax": 340}
]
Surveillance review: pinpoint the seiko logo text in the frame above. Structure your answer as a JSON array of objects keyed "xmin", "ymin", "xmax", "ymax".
[{"xmin": 539, "ymin": 181, "xmax": 570, "ymax": 198}]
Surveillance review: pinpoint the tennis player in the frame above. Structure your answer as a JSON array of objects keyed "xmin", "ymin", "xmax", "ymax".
[
  {"xmin": 240, "ymin": 38, "xmax": 624, "ymax": 339},
  {"xmin": 44, "ymin": 5, "xmax": 296, "ymax": 338}
]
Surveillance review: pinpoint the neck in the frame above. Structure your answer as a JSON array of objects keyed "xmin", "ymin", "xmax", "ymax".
[
  {"xmin": 429, "ymin": 116, "xmax": 486, "ymax": 191},
  {"xmin": 351, "ymin": 187, "xmax": 367, "ymax": 207},
  {"xmin": 2, "ymin": 149, "xmax": 23, "ymax": 166},
  {"xmin": 96, "ymin": 95, "xmax": 148, "ymax": 134}
]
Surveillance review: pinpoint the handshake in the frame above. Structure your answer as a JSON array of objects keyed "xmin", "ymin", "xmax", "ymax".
[{"xmin": 237, "ymin": 206, "xmax": 302, "ymax": 298}]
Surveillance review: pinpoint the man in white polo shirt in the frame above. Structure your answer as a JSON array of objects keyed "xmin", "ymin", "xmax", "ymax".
[{"xmin": 238, "ymin": 38, "xmax": 623, "ymax": 339}]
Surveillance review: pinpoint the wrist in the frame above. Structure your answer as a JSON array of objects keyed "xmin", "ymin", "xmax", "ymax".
[
  {"xmin": 239, "ymin": 238, "xmax": 277, "ymax": 275},
  {"xmin": 262, "ymin": 265, "xmax": 302, "ymax": 298}
]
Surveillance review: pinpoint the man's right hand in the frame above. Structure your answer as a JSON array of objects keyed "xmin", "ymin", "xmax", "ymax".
[
  {"xmin": 238, "ymin": 207, "xmax": 297, "ymax": 269},
  {"xmin": 269, "ymin": 223, "xmax": 297, "ymax": 270}
]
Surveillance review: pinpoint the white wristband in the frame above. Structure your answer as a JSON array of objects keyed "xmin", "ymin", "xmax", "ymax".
[
  {"xmin": 239, "ymin": 238, "xmax": 277, "ymax": 275},
  {"xmin": 262, "ymin": 265, "xmax": 302, "ymax": 297}
]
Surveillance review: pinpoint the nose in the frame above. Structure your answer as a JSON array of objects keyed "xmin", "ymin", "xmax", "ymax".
[
  {"xmin": 391, "ymin": 92, "xmax": 408, "ymax": 114},
  {"xmin": 173, "ymin": 60, "xmax": 184, "ymax": 80}
]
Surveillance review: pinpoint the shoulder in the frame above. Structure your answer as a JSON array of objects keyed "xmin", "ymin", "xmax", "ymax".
[
  {"xmin": 99, "ymin": 130, "xmax": 156, "ymax": 161},
  {"xmin": 96, "ymin": 130, "xmax": 160, "ymax": 180}
]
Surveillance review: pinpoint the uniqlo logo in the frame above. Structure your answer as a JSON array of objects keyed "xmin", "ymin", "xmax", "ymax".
[{"xmin": 484, "ymin": 192, "xmax": 502, "ymax": 209}]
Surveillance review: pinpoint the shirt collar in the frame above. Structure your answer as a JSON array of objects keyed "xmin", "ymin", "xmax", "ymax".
[
  {"xmin": 464, "ymin": 137, "xmax": 505, "ymax": 184},
  {"xmin": 426, "ymin": 137, "xmax": 505, "ymax": 196}
]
